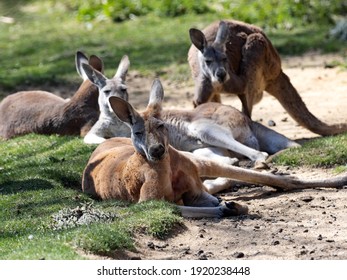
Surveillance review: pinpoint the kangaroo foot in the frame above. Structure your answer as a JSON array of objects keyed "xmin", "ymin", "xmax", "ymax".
[{"xmin": 222, "ymin": 201, "xmax": 249, "ymax": 216}]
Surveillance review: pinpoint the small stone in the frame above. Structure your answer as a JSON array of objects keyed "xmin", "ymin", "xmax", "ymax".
[
  {"xmin": 301, "ymin": 196, "xmax": 314, "ymax": 203},
  {"xmin": 268, "ymin": 120, "xmax": 276, "ymax": 126},
  {"xmin": 317, "ymin": 234, "xmax": 323, "ymax": 240},
  {"xmin": 272, "ymin": 240, "xmax": 280, "ymax": 246},
  {"xmin": 147, "ymin": 242, "xmax": 155, "ymax": 249},
  {"xmin": 233, "ymin": 252, "xmax": 245, "ymax": 258}
]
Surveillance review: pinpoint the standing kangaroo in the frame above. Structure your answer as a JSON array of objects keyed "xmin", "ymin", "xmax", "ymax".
[
  {"xmin": 0, "ymin": 51, "xmax": 102, "ymax": 139},
  {"xmin": 188, "ymin": 20, "xmax": 347, "ymax": 136},
  {"xmin": 82, "ymin": 79, "xmax": 347, "ymax": 218},
  {"xmin": 82, "ymin": 58, "xmax": 299, "ymax": 166}
]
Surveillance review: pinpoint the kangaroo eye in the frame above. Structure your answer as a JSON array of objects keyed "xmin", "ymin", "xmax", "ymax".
[
  {"xmin": 119, "ymin": 85, "xmax": 127, "ymax": 92},
  {"xmin": 134, "ymin": 130, "xmax": 144, "ymax": 137},
  {"xmin": 205, "ymin": 59, "xmax": 212, "ymax": 65},
  {"xmin": 157, "ymin": 123, "xmax": 165, "ymax": 130}
]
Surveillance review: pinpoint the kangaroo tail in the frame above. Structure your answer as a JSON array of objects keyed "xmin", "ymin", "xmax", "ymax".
[
  {"xmin": 185, "ymin": 152, "xmax": 347, "ymax": 191},
  {"xmin": 266, "ymin": 72, "xmax": 347, "ymax": 136}
]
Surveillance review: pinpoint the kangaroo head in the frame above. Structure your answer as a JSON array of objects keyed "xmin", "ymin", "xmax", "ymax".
[
  {"xmin": 189, "ymin": 21, "xmax": 230, "ymax": 85},
  {"xmin": 81, "ymin": 55, "xmax": 129, "ymax": 116},
  {"xmin": 109, "ymin": 79, "xmax": 169, "ymax": 162}
]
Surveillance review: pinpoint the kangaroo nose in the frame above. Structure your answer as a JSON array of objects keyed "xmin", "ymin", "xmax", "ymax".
[
  {"xmin": 216, "ymin": 69, "xmax": 226, "ymax": 82},
  {"xmin": 149, "ymin": 144, "xmax": 166, "ymax": 160}
]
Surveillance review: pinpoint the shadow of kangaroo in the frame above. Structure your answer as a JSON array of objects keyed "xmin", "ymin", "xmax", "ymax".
[
  {"xmin": 82, "ymin": 79, "xmax": 347, "ymax": 218},
  {"xmin": 188, "ymin": 20, "xmax": 347, "ymax": 136},
  {"xmin": 0, "ymin": 51, "xmax": 102, "ymax": 139}
]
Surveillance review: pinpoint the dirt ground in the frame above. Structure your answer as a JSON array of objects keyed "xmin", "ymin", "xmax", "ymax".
[{"xmin": 104, "ymin": 52, "xmax": 347, "ymax": 260}]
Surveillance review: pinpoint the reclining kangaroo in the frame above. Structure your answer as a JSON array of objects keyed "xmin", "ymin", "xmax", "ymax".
[
  {"xmin": 188, "ymin": 20, "xmax": 347, "ymax": 136},
  {"xmin": 0, "ymin": 51, "xmax": 102, "ymax": 139},
  {"xmin": 82, "ymin": 79, "xmax": 347, "ymax": 218},
  {"xmin": 82, "ymin": 59, "xmax": 299, "ymax": 166}
]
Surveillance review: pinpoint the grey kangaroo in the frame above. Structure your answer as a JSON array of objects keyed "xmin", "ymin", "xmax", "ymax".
[{"xmin": 188, "ymin": 20, "xmax": 347, "ymax": 136}]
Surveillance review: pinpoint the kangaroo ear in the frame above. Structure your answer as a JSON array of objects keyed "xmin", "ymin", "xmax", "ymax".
[
  {"xmin": 109, "ymin": 96, "xmax": 140, "ymax": 127},
  {"xmin": 147, "ymin": 79, "xmax": 164, "ymax": 116},
  {"xmin": 189, "ymin": 28, "xmax": 208, "ymax": 52},
  {"xmin": 114, "ymin": 55, "xmax": 130, "ymax": 81},
  {"xmin": 81, "ymin": 63, "xmax": 107, "ymax": 88},
  {"xmin": 89, "ymin": 55, "xmax": 104, "ymax": 73},
  {"xmin": 214, "ymin": 20, "xmax": 229, "ymax": 46},
  {"xmin": 76, "ymin": 51, "xmax": 89, "ymax": 80}
]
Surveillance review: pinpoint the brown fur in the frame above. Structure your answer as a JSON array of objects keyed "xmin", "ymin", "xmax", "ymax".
[
  {"xmin": 83, "ymin": 138, "xmax": 204, "ymax": 204},
  {"xmin": 0, "ymin": 51, "xmax": 102, "ymax": 139},
  {"xmin": 188, "ymin": 20, "xmax": 347, "ymax": 136}
]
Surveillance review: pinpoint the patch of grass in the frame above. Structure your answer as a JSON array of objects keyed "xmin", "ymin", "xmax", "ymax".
[
  {"xmin": 76, "ymin": 200, "xmax": 181, "ymax": 256},
  {"xmin": 267, "ymin": 25, "xmax": 345, "ymax": 55},
  {"xmin": 0, "ymin": 1, "xmax": 346, "ymax": 97},
  {"xmin": 271, "ymin": 133, "xmax": 347, "ymax": 170},
  {"xmin": 0, "ymin": 134, "xmax": 182, "ymax": 259}
]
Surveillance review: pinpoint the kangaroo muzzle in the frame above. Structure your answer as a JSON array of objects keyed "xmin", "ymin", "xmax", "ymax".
[
  {"xmin": 148, "ymin": 144, "xmax": 166, "ymax": 161},
  {"xmin": 215, "ymin": 68, "xmax": 227, "ymax": 83}
]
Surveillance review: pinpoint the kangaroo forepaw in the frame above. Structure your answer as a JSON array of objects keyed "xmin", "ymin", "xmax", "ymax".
[{"xmin": 222, "ymin": 201, "xmax": 249, "ymax": 216}]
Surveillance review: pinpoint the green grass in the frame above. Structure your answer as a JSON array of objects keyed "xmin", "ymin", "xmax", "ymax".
[
  {"xmin": 0, "ymin": 134, "xmax": 182, "ymax": 259},
  {"xmin": 0, "ymin": 1, "xmax": 346, "ymax": 97},
  {"xmin": 271, "ymin": 133, "xmax": 347, "ymax": 172}
]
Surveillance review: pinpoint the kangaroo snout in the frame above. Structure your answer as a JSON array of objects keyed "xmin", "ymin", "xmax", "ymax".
[
  {"xmin": 216, "ymin": 69, "xmax": 227, "ymax": 83},
  {"xmin": 149, "ymin": 144, "xmax": 166, "ymax": 161}
]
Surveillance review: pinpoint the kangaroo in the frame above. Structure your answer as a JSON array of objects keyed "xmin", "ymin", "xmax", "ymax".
[
  {"xmin": 82, "ymin": 79, "xmax": 347, "ymax": 218},
  {"xmin": 0, "ymin": 51, "xmax": 103, "ymax": 139},
  {"xmin": 82, "ymin": 55, "xmax": 131, "ymax": 144},
  {"xmin": 82, "ymin": 57, "xmax": 299, "ymax": 166},
  {"xmin": 188, "ymin": 20, "xmax": 347, "ymax": 136}
]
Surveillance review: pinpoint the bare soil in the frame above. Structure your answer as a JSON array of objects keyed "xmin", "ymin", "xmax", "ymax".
[{"xmin": 108, "ymin": 52, "xmax": 347, "ymax": 260}]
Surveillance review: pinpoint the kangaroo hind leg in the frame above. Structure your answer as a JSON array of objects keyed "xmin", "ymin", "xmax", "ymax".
[
  {"xmin": 250, "ymin": 121, "xmax": 300, "ymax": 154},
  {"xmin": 189, "ymin": 120, "xmax": 268, "ymax": 162}
]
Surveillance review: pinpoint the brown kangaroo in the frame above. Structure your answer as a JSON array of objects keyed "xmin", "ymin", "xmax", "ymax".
[
  {"xmin": 188, "ymin": 20, "xmax": 347, "ymax": 136},
  {"xmin": 0, "ymin": 51, "xmax": 102, "ymax": 139},
  {"xmin": 82, "ymin": 79, "xmax": 347, "ymax": 218}
]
